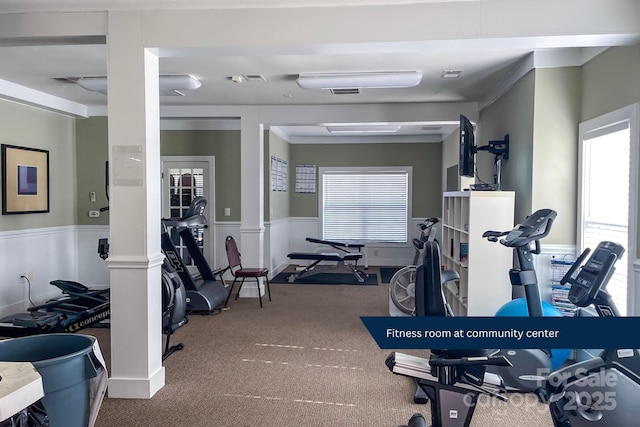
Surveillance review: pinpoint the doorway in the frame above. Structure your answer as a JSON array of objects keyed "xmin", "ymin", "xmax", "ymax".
[{"xmin": 161, "ymin": 156, "xmax": 216, "ymax": 270}]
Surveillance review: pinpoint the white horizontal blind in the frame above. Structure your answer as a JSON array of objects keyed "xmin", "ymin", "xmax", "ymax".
[{"xmin": 321, "ymin": 170, "xmax": 409, "ymax": 243}]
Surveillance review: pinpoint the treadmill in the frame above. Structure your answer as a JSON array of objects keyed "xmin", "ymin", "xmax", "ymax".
[{"xmin": 161, "ymin": 196, "xmax": 228, "ymax": 313}]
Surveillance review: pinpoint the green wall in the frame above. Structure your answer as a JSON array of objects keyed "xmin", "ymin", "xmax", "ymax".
[
  {"xmin": 74, "ymin": 121, "xmax": 243, "ymax": 223},
  {"xmin": 478, "ymin": 68, "xmax": 581, "ymax": 245},
  {"xmin": 582, "ymin": 46, "xmax": 640, "ymax": 122},
  {"xmin": 161, "ymin": 130, "xmax": 241, "ymax": 222},
  {"xmin": 266, "ymin": 130, "xmax": 290, "ymax": 222},
  {"xmin": 75, "ymin": 121, "xmax": 441, "ymax": 224},
  {"xmin": 479, "ymin": 70, "xmax": 536, "ymax": 226},
  {"xmin": 531, "ymin": 67, "xmax": 581, "ymax": 245},
  {"xmin": 581, "ymin": 45, "xmax": 640, "ymax": 255},
  {"xmin": 76, "ymin": 117, "xmax": 109, "ymax": 225},
  {"xmin": 0, "ymin": 99, "xmax": 76, "ymax": 231},
  {"xmin": 289, "ymin": 142, "xmax": 442, "ymax": 218}
]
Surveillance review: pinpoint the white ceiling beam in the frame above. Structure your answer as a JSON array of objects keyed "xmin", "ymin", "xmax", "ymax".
[
  {"xmin": 138, "ymin": 1, "xmax": 640, "ymax": 50},
  {"xmin": 155, "ymin": 102, "xmax": 479, "ymax": 126},
  {"xmin": 0, "ymin": 11, "xmax": 107, "ymax": 39},
  {"xmin": 0, "ymin": 78, "xmax": 88, "ymax": 117}
]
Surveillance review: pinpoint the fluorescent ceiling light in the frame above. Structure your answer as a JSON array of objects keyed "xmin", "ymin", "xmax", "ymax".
[
  {"xmin": 76, "ymin": 75, "xmax": 201, "ymax": 94},
  {"xmin": 327, "ymin": 125, "xmax": 401, "ymax": 134},
  {"xmin": 297, "ymin": 71, "xmax": 422, "ymax": 90}
]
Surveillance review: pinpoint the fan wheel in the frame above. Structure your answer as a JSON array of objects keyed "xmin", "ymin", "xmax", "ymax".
[{"xmin": 389, "ymin": 266, "xmax": 418, "ymax": 314}]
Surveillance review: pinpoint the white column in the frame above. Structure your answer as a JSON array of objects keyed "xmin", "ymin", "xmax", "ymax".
[
  {"xmin": 239, "ymin": 109, "xmax": 266, "ymax": 298},
  {"xmin": 105, "ymin": 11, "xmax": 165, "ymax": 398}
]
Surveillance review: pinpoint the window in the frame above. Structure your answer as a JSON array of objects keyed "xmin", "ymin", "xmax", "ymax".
[
  {"xmin": 320, "ymin": 167, "xmax": 411, "ymax": 243},
  {"xmin": 578, "ymin": 104, "xmax": 639, "ymax": 316}
]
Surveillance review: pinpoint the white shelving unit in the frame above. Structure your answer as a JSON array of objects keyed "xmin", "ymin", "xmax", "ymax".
[{"xmin": 441, "ymin": 191, "xmax": 515, "ymax": 316}]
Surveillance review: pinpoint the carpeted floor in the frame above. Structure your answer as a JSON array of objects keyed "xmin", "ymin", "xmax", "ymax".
[{"xmin": 89, "ymin": 282, "xmax": 553, "ymax": 427}]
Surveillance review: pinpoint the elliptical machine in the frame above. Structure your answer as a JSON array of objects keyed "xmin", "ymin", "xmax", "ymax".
[
  {"xmin": 482, "ymin": 208, "xmax": 560, "ymax": 401},
  {"xmin": 547, "ymin": 240, "xmax": 640, "ymax": 426}
]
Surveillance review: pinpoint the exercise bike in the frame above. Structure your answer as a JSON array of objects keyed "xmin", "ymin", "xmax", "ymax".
[
  {"xmin": 482, "ymin": 208, "xmax": 564, "ymax": 401},
  {"xmin": 389, "ymin": 217, "xmax": 440, "ymax": 315},
  {"xmin": 547, "ymin": 240, "xmax": 640, "ymax": 426}
]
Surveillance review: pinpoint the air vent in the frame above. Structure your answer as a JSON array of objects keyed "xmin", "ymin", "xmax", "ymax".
[
  {"xmin": 330, "ymin": 88, "xmax": 360, "ymax": 95},
  {"xmin": 440, "ymin": 70, "xmax": 463, "ymax": 79},
  {"xmin": 242, "ymin": 74, "xmax": 267, "ymax": 82},
  {"xmin": 160, "ymin": 90, "xmax": 185, "ymax": 97},
  {"xmin": 421, "ymin": 126, "xmax": 442, "ymax": 131},
  {"xmin": 52, "ymin": 77, "xmax": 80, "ymax": 84}
]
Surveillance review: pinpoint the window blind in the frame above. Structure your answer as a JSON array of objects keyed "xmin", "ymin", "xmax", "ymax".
[{"xmin": 321, "ymin": 171, "xmax": 408, "ymax": 243}]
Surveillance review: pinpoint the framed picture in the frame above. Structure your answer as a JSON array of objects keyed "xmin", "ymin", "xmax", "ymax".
[{"xmin": 2, "ymin": 144, "xmax": 50, "ymax": 214}]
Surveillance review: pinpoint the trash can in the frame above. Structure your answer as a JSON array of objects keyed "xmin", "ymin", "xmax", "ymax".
[{"xmin": 0, "ymin": 334, "xmax": 106, "ymax": 427}]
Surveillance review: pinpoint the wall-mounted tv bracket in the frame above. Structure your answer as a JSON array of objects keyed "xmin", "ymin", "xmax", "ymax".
[{"xmin": 477, "ymin": 134, "xmax": 509, "ymax": 190}]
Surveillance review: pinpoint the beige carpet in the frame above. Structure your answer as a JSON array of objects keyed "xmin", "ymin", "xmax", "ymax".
[{"xmin": 90, "ymin": 281, "xmax": 553, "ymax": 427}]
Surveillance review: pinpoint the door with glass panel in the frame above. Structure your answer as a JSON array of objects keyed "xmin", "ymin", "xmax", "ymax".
[{"xmin": 161, "ymin": 157, "xmax": 215, "ymax": 270}]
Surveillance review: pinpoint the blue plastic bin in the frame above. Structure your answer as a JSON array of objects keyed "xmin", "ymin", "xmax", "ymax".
[{"xmin": 0, "ymin": 334, "xmax": 104, "ymax": 427}]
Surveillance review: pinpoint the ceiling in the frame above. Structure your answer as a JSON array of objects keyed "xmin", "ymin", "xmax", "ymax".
[{"xmin": 0, "ymin": 1, "xmax": 638, "ymax": 141}]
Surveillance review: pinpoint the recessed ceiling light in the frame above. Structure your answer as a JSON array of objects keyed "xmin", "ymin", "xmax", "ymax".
[
  {"xmin": 441, "ymin": 70, "xmax": 464, "ymax": 79},
  {"xmin": 297, "ymin": 71, "xmax": 422, "ymax": 89},
  {"xmin": 327, "ymin": 125, "xmax": 401, "ymax": 134},
  {"xmin": 75, "ymin": 75, "xmax": 201, "ymax": 95}
]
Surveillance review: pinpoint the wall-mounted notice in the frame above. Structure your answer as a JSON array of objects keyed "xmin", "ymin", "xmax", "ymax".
[
  {"xmin": 271, "ymin": 156, "xmax": 288, "ymax": 192},
  {"xmin": 112, "ymin": 145, "xmax": 143, "ymax": 187},
  {"xmin": 295, "ymin": 164, "xmax": 316, "ymax": 193}
]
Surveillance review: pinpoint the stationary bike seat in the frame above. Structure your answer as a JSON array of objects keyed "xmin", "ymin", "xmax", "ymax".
[{"xmin": 50, "ymin": 280, "xmax": 89, "ymax": 294}]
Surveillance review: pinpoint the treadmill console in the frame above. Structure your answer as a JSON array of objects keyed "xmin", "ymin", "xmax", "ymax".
[{"xmin": 564, "ymin": 241, "xmax": 625, "ymax": 308}]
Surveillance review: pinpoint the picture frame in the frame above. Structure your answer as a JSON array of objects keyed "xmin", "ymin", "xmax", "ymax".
[{"xmin": 2, "ymin": 144, "xmax": 50, "ymax": 214}]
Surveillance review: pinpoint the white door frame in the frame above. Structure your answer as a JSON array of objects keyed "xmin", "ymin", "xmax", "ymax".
[
  {"xmin": 577, "ymin": 103, "xmax": 639, "ymax": 315},
  {"xmin": 161, "ymin": 155, "xmax": 216, "ymax": 266}
]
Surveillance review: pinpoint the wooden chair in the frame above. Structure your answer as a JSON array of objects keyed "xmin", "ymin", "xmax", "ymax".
[{"xmin": 224, "ymin": 235, "xmax": 271, "ymax": 308}]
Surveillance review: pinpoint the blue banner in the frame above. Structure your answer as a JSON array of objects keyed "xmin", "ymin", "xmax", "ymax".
[{"xmin": 360, "ymin": 316, "xmax": 640, "ymax": 350}]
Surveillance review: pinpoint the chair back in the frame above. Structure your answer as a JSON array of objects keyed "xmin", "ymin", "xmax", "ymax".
[{"xmin": 225, "ymin": 236, "xmax": 243, "ymax": 274}]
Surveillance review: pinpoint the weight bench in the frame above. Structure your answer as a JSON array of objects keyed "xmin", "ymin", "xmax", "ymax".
[
  {"xmin": 286, "ymin": 251, "xmax": 365, "ymax": 283},
  {"xmin": 306, "ymin": 237, "xmax": 368, "ymax": 268}
]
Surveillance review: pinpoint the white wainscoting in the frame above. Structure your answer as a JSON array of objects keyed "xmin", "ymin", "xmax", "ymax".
[
  {"xmin": 214, "ymin": 219, "xmax": 290, "ymax": 281},
  {"xmin": 0, "ymin": 226, "xmax": 79, "ymax": 317},
  {"xmin": 266, "ymin": 217, "xmax": 290, "ymax": 276},
  {"xmin": 6, "ymin": 219, "xmax": 556, "ymax": 318},
  {"xmin": 212, "ymin": 221, "xmax": 240, "ymax": 276},
  {"xmin": 77, "ymin": 225, "xmax": 110, "ymax": 287}
]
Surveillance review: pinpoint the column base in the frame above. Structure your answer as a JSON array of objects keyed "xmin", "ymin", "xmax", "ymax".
[
  {"xmin": 238, "ymin": 279, "xmax": 265, "ymax": 298},
  {"xmin": 108, "ymin": 366, "xmax": 165, "ymax": 399}
]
